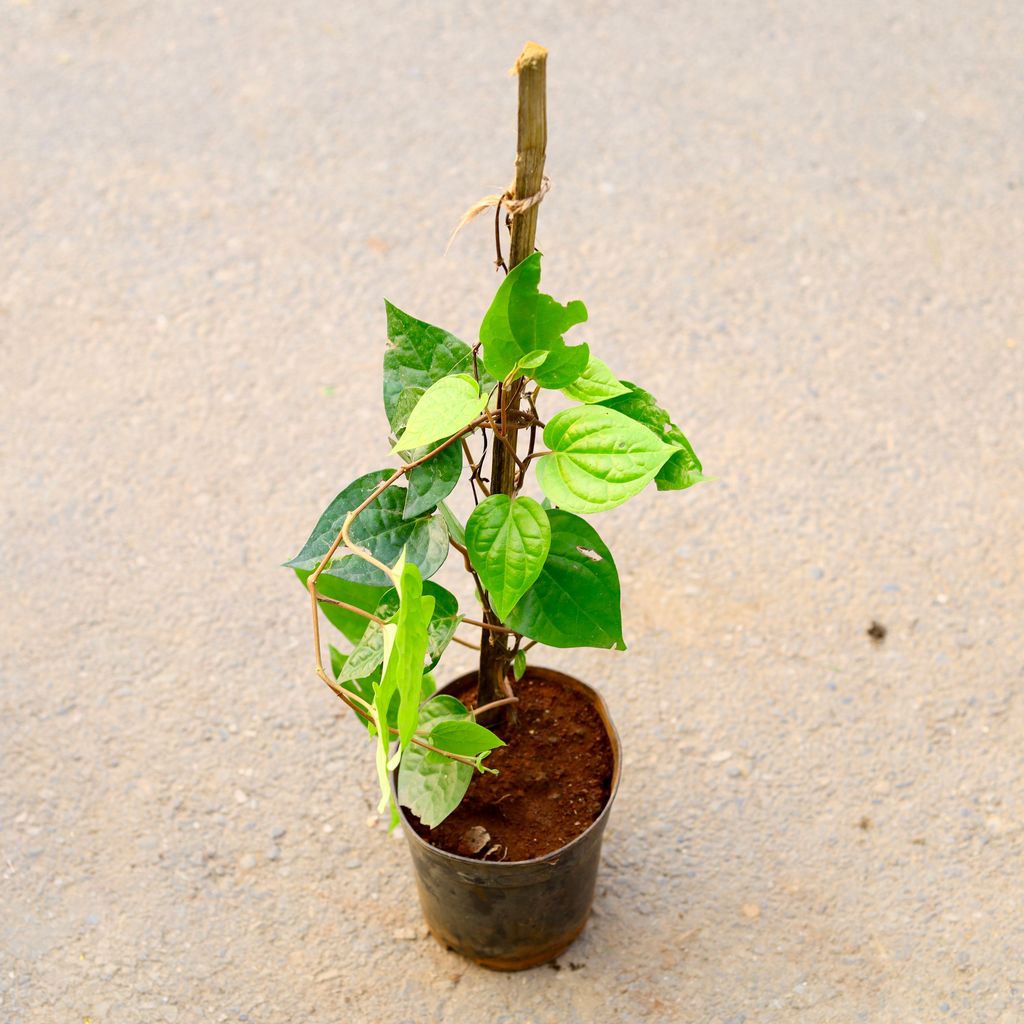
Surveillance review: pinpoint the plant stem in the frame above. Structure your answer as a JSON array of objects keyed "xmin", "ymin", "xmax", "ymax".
[{"xmin": 477, "ymin": 42, "xmax": 547, "ymax": 713}]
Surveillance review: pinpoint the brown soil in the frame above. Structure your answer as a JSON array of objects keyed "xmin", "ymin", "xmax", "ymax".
[{"xmin": 407, "ymin": 671, "xmax": 615, "ymax": 861}]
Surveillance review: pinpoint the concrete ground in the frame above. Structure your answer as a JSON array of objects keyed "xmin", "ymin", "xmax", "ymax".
[{"xmin": 2, "ymin": 2, "xmax": 1022, "ymax": 1021}]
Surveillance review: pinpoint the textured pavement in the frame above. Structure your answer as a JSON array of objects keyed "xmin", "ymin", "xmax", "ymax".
[{"xmin": 2, "ymin": 2, "xmax": 1023, "ymax": 1022}]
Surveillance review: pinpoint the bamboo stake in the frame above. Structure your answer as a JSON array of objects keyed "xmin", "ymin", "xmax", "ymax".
[{"xmin": 476, "ymin": 42, "xmax": 548, "ymax": 711}]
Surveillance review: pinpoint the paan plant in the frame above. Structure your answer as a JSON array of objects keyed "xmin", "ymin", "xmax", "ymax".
[{"xmin": 286, "ymin": 246, "xmax": 704, "ymax": 829}]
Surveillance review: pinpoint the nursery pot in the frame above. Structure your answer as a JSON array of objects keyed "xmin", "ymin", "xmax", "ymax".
[{"xmin": 392, "ymin": 667, "xmax": 621, "ymax": 971}]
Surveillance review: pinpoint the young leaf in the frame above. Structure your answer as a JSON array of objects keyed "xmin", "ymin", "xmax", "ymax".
[
  {"xmin": 465, "ymin": 495, "xmax": 551, "ymax": 620},
  {"xmin": 391, "ymin": 374, "xmax": 487, "ymax": 453},
  {"xmin": 285, "ymin": 470, "xmax": 449, "ymax": 587},
  {"xmin": 402, "ymin": 440, "xmax": 463, "ymax": 519},
  {"xmin": 504, "ymin": 509, "xmax": 624, "ymax": 649},
  {"xmin": 429, "ymin": 720, "xmax": 505, "ymax": 757},
  {"xmin": 397, "ymin": 696, "xmax": 475, "ymax": 828},
  {"xmin": 479, "ymin": 252, "xmax": 590, "ymax": 388},
  {"xmin": 561, "ymin": 357, "xmax": 631, "ymax": 404},
  {"xmin": 391, "ymin": 385, "xmax": 426, "ymax": 434},
  {"xmin": 599, "ymin": 381, "xmax": 704, "ymax": 490},
  {"xmin": 536, "ymin": 406, "xmax": 678, "ymax": 514},
  {"xmin": 383, "ymin": 303, "xmax": 487, "ymax": 428},
  {"xmin": 509, "ymin": 349, "xmax": 550, "ymax": 380},
  {"xmin": 513, "ymin": 650, "xmax": 527, "ymax": 681},
  {"xmin": 328, "ymin": 645, "xmax": 380, "ymax": 731},
  {"xmin": 292, "ymin": 569, "xmax": 386, "ymax": 644}
]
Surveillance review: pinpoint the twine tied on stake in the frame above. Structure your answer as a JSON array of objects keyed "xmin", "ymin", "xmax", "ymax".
[{"xmin": 445, "ymin": 176, "xmax": 552, "ymax": 259}]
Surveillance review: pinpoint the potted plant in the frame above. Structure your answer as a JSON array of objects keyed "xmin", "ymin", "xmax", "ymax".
[{"xmin": 286, "ymin": 42, "xmax": 704, "ymax": 970}]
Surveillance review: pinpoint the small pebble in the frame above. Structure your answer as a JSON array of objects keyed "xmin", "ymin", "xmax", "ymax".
[
  {"xmin": 709, "ymin": 750, "xmax": 733, "ymax": 764},
  {"xmin": 270, "ymin": 826, "xmax": 286, "ymax": 840},
  {"xmin": 239, "ymin": 853, "xmax": 257, "ymax": 870},
  {"xmin": 233, "ymin": 789, "xmax": 248, "ymax": 805},
  {"xmin": 742, "ymin": 903, "xmax": 761, "ymax": 919},
  {"xmin": 266, "ymin": 845, "xmax": 281, "ymax": 862}
]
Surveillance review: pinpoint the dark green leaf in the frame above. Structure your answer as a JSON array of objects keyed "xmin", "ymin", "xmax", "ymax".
[
  {"xmin": 293, "ymin": 569, "xmax": 386, "ymax": 644},
  {"xmin": 599, "ymin": 381, "xmax": 705, "ymax": 490},
  {"xmin": 391, "ymin": 385, "xmax": 425, "ymax": 434},
  {"xmin": 465, "ymin": 494, "xmax": 551, "ymax": 620},
  {"xmin": 513, "ymin": 650, "xmax": 527, "ymax": 680},
  {"xmin": 479, "ymin": 253, "xmax": 589, "ymax": 388},
  {"xmin": 383, "ymin": 303, "xmax": 493, "ymax": 428},
  {"xmin": 429, "ymin": 720, "xmax": 505, "ymax": 757},
  {"xmin": 438, "ymin": 501, "xmax": 467, "ymax": 548},
  {"xmin": 402, "ymin": 440, "xmax": 462, "ymax": 519},
  {"xmin": 504, "ymin": 509, "xmax": 625, "ymax": 650},
  {"xmin": 397, "ymin": 695, "xmax": 474, "ymax": 828},
  {"xmin": 536, "ymin": 405, "xmax": 678, "ymax": 513},
  {"xmin": 285, "ymin": 470, "xmax": 449, "ymax": 587}
]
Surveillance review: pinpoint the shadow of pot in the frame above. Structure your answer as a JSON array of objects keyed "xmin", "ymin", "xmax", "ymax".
[{"xmin": 392, "ymin": 666, "xmax": 622, "ymax": 971}]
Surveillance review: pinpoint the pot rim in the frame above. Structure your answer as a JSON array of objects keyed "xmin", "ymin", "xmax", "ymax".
[{"xmin": 391, "ymin": 665, "xmax": 622, "ymax": 868}]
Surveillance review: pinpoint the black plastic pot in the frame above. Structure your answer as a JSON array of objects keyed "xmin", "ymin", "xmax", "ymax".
[{"xmin": 392, "ymin": 667, "xmax": 621, "ymax": 971}]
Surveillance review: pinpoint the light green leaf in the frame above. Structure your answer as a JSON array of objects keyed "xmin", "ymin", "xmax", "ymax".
[
  {"xmin": 561, "ymin": 357, "xmax": 631, "ymax": 404},
  {"xmin": 391, "ymin": 385, "xmax": 425, "ymax": 434},
  {"xmin": 383, "ymin": 561, "xmax": 436, "ymax": 751},
  {"xmin": 504, "ymin": 509, "xmax": 624, "ymax": 650},
  {"xmin": 513, "ymin": 650, "xmax": 527, "ymax": 681},
  {"xmin": 402, "ymin": 440, "xmax": 462, "ymax": 519},
  {"xmin": 465, "ymin": 495, "xmax": 551, "ymax": 620},
  {"xmin": 285, "ymin": 470, "xmax": 449, "ymax": 587},
  {"xmin": 536, "ymin": 406, "xmax": 678, "ymax": 513},
  {"xmin": 383, "ymin": 303, "xmax": 494, "ymax": 428},
  {"xmin": 397, "ymin": 696, "xmax": 475, "ymax": 828},
  {"xmin": 293, "ymin": 569, "xmax": 386, "ymax": 644},
  {"xmin": 599, "ymin": 381, "xmax": 704, "ymax": 490},
  {"xmin": 392, "ymin": 374, "xmax": 487, "ymax": 453},
  {"xmin": 480, "ymin": 253, "xmax": 589, "ymax": 388},
  {"xmin": 429, "ymin": 720, "xmax": 505, "ymax": 757},
  {"xmin": 509, "ymin": 349, "xmax": 550, "ymax": 380}
]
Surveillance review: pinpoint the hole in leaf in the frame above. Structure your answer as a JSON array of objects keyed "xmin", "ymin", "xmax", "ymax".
[{"xmin": 576, "ymin": 546, "xmax": 602, "ymax": 562}]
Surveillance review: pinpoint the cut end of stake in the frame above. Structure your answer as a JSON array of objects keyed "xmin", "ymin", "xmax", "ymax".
[{"xmin": 510, "ymin": 41, "xmax": 547, "ymax": 76}]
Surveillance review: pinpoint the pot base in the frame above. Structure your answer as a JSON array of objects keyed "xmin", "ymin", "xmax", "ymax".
[{"xmin": 394, "ymin": 667, "xmax": 621, "ymax": 971}]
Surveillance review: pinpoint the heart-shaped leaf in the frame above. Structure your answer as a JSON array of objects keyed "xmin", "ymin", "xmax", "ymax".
[
  {"xmin": 383, "ymin": 304, "xmax": 492, "ymax": 428},
  {"xmin": 503, "ymin": 509, "xmax": 624, "ymax": 649},
  {"xmin": 535, "ymin": 405, "xmax": 679, "ymax": 513},
  {"xmin": 392, "ymin": 374, "xmax": 487, "ymax": 453},
  {"xmin": 429, "ymin": 720, "xmax": 505, "ymax": 757},
  {"xmin": 285, "ymin": 470, "xmax": 449, "ymax": 587},
  {"xmin": 465, "ymin": 495, "xmax": 551, "ymax": 620},
  {"xmin": 480, "ymin": 253, "xmax": 589, "ymax": 388}
]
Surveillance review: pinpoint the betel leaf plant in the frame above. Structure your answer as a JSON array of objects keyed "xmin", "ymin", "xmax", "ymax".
[{"xmin": 287, "ymin": 249, "xmax": 705, "ymax": 830}]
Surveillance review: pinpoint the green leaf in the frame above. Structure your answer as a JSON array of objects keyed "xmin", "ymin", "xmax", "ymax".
[
  {"xmin": 599, "ymin": 381, "xmax": 704, "ymax": 490},
  {"xmin": 513, "ymin": 650, "xmax": 526, "ymax": 681},
  {"xmin": 509, "ymin": 349, "xmax": 550, "ymax": 380},
  {"xmin": 536, "ymin": 406, "xmax": 679, "ymax": 513},
  {"xmin": 438, "ymin": 501, "xmax": 466, "ymax": 548},
  {"xmin": 402, "ymin": 440, "xmax": 462, "ymax": 519},
  {"xmin": 383, "ymin": 303, "xmax": 488, "ymax": 428},
  {"xmin": 397, "ymin": 696, "xmax": 475, "ymax": 828},
  {"xmin": 561, "ymin": 357, "xmax": 631, "ymax": 404},
  {"xmin": 429, "ymin": 720, "xmax": 505, "ymax": 757},
  {"xmin": 480, "ymin": 253, "xmax": 589, "ymax": 388},
  {"xmin": 370, "ymin": 560, "xmax": 436, "ymax": 810},
  {"xmin": 292, "ymin": 569, "xmax": 386, "ymax": 644},
  {"xmin": 344, "ymin": 579, "xmax": 456, "ymax": 688},
  {"xmin": 465, "ymin": 495, "xmax": 551, "ymax": 620},
  {"xmin": 328, "ymin": 645, "xmax": 379, "ymax": 732},
  {"xmin": 392, "ymin": 374, "xmax": 487, "ymax": 452},
  {"xmin": 285, "ymin": 470, "xmax": 449, "ymax": 587},
  {"xmin": 504, "ymin": 509, "xmax": 624, "ymax": 650}
]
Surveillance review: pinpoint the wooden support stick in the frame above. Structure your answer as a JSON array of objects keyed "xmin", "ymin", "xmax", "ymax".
[{"xmin": 476, "ymin": 42, "xmax": 548, "ymax": 711}]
